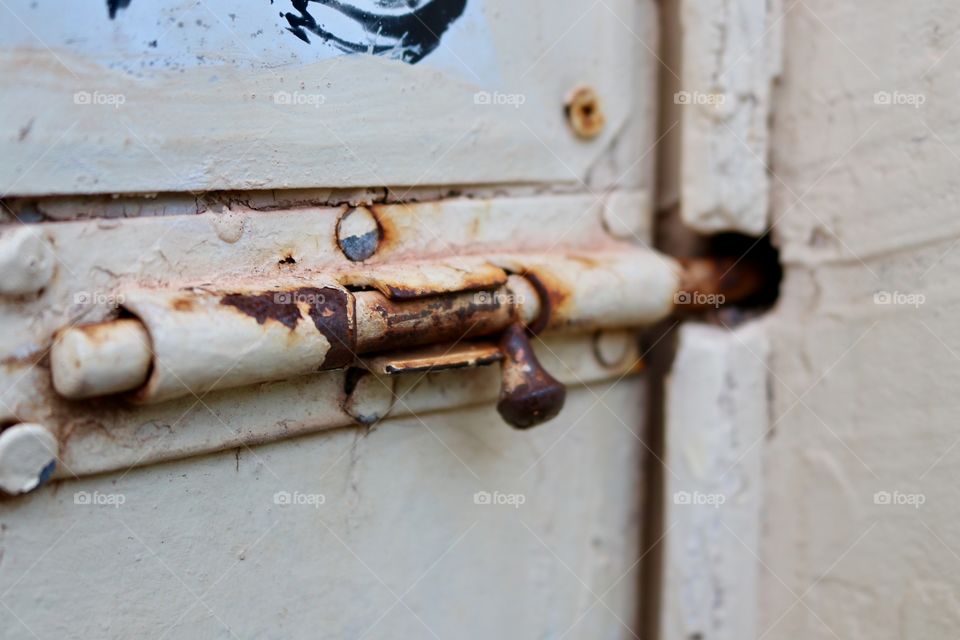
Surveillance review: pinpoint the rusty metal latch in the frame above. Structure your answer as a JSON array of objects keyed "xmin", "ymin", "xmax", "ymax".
[{"xmin": 49, "ymin": 248, "xmax": 755, "ymax": 429}]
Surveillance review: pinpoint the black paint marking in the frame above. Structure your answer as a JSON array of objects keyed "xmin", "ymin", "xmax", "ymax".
[
  {"xmin": 103, "ymin": 1, "xmax": 464, "ymax": 65},
  {"xmin": 107, "ymin": 0, "xmax": 132, "ymax": 19},
  {"xmin": 281, "ymin": 0, "xmax": 468, "ymax": 63}
]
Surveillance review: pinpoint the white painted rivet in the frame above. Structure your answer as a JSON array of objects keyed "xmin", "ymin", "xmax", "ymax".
[
  {"xmin": 51, "ymin": 320, "xmax": 152, "ymax": 399},
  {"xmin": 0, "ymin": 423, "xmax": 58, "ymax": 495},
  {"xmin": 337, "ymin": 207, "xmax": 381, "ymax": 262},
  {"xmin": 592, "ymin": 331, "xmax": 635, "ymax": 368},
  {"xmin": 345, "ymin": 370, "xmax": 394, "ymax": 426},
  {"xmin": 0, "ymin": 227, "xmax": 55, "ymax": 296},
  {"xmin": 210, "ymin": 211, "xmax": 246, "ymax": 244}
]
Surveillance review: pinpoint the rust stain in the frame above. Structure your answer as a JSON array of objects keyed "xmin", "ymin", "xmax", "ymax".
[
  {"xmin": 629, "ymin": 359, "xmax": 647, "ymax": 375},
  {"xmin": 383, "ymin": 352, "xmax": 500, "ymax": 374},
  {"xmin": 220, "ymin": 292, "xmax": 302, "ymax": 329},
  {"xmin": 171, "ymin": 297, "xmax": 194, "ymax": 312},
  {"xmin": 714, "ymin": 258, "xmax": 766, "ymax": 301},
  {"xmin": 371, "ymin": 342, "xmax": 503, "ymax": 375},
  {"xmin": 383, "ymin": 272, "xmax": 508, "ymax": 300},
  {"xmin": 357, "ymin": 289, "xmax": 510, "ymax": 353},
  {"xmin": 343, "ymin": 367, "xmax": 366, "ymax": 397},
  {"xmin": 220, "ymin": 287, "xmax": 356, "ymax": 368},
  {"xmin": 378, "ymin": 293, "xmax": 499, "ymax": 327},
  {"xmin": 519, "ymin": 271, "xmax": 569, "ymax": 334},
  {"xmin": 340, "ymin": 259, "xmax": 508, "ymax": 301},
  {"xmin": 567, "ymin": 254, "xmax": 601, "ymax": 268},
  {"xmin": 368, "ymin": 205, "xmax": 397, "ymax": 254},
  {"xmin": 675, "ymin": 256, "xmax": 768, "ymax": 312},
  {"xmin": 384, "ymin": 284, "xmax": 431, "ymax": 300},
  {"xmin": 70, "ymin": 321, "xmax": 122, "ymax": 346},
  {"xmin": 0, "ymin": 347, "xmax": 47, "ymax": 368},
  {"xmin": 298, "ymin": 287, "xmax": 355, "ymax": 368},
  {"xmin": 565, "ymin": 86, "xmax": 605, "ymax": 139}
]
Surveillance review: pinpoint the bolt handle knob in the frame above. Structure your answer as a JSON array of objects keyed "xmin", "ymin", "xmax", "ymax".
[{"xmin": 496, "ymin": 323, "xmax": 567, "ymax": 429}]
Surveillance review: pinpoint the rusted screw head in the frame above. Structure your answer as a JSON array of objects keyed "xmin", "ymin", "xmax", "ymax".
[
  {"xmin": 565, "ymin": 86, "xmax": 605, "ymax": 139},
  {"xmin": 337, "ymin": 207, "xmax": 381, "ymax": 262}
]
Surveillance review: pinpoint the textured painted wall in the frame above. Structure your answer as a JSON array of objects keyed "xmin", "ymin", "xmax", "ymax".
[{"xmin": 762, "ymin": 1, "xmax": 960, "ymax": 637}]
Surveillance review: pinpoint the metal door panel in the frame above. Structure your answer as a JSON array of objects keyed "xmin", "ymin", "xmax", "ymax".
[
  {"xmin": 0, "ymin": 0, "xmax": 658, "ymax": 195},
  {"xmin": 0, "ymin": 380, "xmax": 644, "ymax": 639}
]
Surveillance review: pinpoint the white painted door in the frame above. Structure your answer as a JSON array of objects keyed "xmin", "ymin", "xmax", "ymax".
[{"xmin": 0, "ymin": 2, "xmax": 665, "ymax": 638}]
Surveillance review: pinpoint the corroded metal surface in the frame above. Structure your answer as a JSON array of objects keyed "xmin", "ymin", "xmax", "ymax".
[
  {"xmin": 675, "ymin": 256, "xmax": 773, "ymax": 312},
  {"xmin": 353, "ymin": 286, "xmax": 515, "ymax": 353},
  {"xmin": 363, "ymin": 342, "xmax": 503, "ymax": 376},
  {"xmin": 336, "ymin": 206, "xmax": 381, "ymax": 262},
  {"xmin": 342, "ymin": 259, "xmax": 509, "ymax": 300},
  {"xmin": 50, "ymin": 247, "xmax": 682, "ymax": 407},
  {"xmin": 496, "ymin": 323, "xmax": 566, "ymax": 429},
  {"xmin": 45, "ymin": 249, "xmax": 774, "ymax": 425},
  {"xmin": 0, "ymin": 193, "xmax": 671, "ymax": 484},
  {"xmin": 123, "ymin": 287, "xmax": 344, "ymax": 403},
  {"xmin": 49, "ymin": 331, "xmax": 636, "ymax": 481},
  {"xmin": 565, "ymin": 86, "xmax": 606, "ymax": 139}
]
